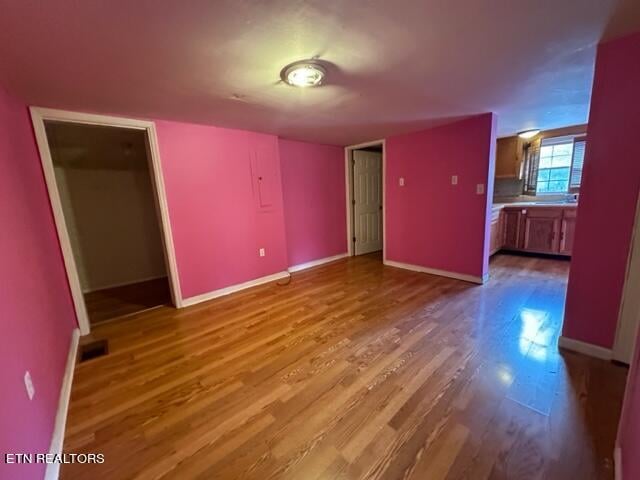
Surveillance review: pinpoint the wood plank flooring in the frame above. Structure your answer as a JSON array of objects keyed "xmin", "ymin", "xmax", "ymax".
[
  {"xmin": 62, "ymin": 253, "xmax": 628, "ymax": 480},
  {"xmin": 84, "ymin": 277, "xmax": 170, "ymax": 325}
]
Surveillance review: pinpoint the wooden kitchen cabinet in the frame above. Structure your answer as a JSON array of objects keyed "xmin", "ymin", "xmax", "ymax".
[
  {"xmin": 489, "ymin": 209, "xmax": 502, "ymax": 255},
  {"xmin": 559, "ymin": 208, "xmax": 577, "ymax": 255},
  {"xmin": 522, "ymin": 208, "xmax": 562, "ymax": 253},
  {"xmin": 497, "ymin": 206, "xmax": 576, "ymax": 256},
  {"xmin": 502, "ymin": 208, "xmax": 524, "ymax": 250},
  {"xmin": 495, "ymin": 136, "xmax": 524, "ymax": 179}
]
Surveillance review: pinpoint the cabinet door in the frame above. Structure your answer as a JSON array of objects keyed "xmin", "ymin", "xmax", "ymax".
[
  {"xmin": 502, "ymin": 209, "xmax": 523, "ymax": 249},
  {"xmin": 559, "ymin": 209, "xmax": 577, "ymax": 255},
  {"xmin": 496, "ymin": 136, "xmax": 524, "ymax": 179},
  {"xmin": 489, "ymin": 210, "xmax": 502, "ymax": 255},
  {"xmin": 522, "ymin": 208, "xmax": 561, "ymax": 253},
  {"xmin": 490, "ymin": 219, "xmax": 500, "ymax": 255}
]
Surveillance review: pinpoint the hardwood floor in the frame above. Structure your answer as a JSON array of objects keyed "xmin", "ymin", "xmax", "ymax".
[
  {"xmin": 62, "ymin": 253, "xmax": 627, "ymax": 480},
  {"xmin": 84, "ymin": 277, "xmax": 171, "ymax": 325}
]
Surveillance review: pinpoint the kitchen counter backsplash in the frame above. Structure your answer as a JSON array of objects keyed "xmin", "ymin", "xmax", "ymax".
[
  {"xmin": 493, "ymin": 177, "xmax": 579, "ymax": 204},
  {"xmin": 493, "ymin": 177, "xmax": 524, "ymax": 197}
]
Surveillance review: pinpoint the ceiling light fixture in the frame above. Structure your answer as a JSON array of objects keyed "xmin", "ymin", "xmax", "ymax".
[
  {"xmin": 517, "ymin": 129, "xmax": 540, "ymax": 139},
  {"xmin": 281, "ymin": 60, "xmax": 326, "ymax": 87}
]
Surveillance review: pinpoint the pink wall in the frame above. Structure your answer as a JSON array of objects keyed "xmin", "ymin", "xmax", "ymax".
[
  {"xmin": 279, "ymin": 139, "xmax": 347, "ymax": 267},
  {"xmin": 561, "ymin": 31, "xmax": 640, "ymax": 480},
  {"xmin": 563, "ymin": 32, "xmax": 640, "ymax": 349},
  {"xmin": 155, "ymin": 121, "xmax": 288, "ymax": 299},
  {"xmin": 0, "ymin": 87, "xmax": 77, "ymax": 479},
  {"xmin": 385, "ymin": 113, "xmax": 497, "ymax": 279}
]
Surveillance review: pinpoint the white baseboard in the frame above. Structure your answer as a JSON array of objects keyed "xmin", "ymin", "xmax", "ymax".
[
  {"xmin": 45, "ymin": 328, "xmax": 80, "ymax": 480},
  {"xmin": 181, "ymin": 271, "xmax": 290, "ymax": 307},
  {"xmin": 383, "ymin": 260, "xmax": 485, "ymax": 284},
  {"xmin": 288, "ymin": 253, "xmax": 348, "ymax": 273},
  {"xmin": 82, "ymin": 274, "xmax": 168, "ymax": 294},
  {"xmin": 558, "ymin": 336, "xmax": 613, "ymax": 360},
  {"xmin": 614, "ymin": 445, "xmax": 622, "ymax": 480}
]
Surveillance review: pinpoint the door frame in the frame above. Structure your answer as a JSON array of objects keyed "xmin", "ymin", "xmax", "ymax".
[
  {"xmin": 344, "ymin": 139, "xmax": 386, "ymax": 260},
  {"xmin": 30, "ymin": 107, "xmax": 183, "ymax": 335},
  {"xmin": 613, "ymin": 192, "xmax": 640, "ymax": 363}
]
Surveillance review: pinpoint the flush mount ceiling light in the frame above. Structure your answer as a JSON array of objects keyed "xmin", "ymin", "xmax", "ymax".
[
  {"xmin": 518, "ymin": 129, "xmax": 541, "ymax": 139},
  {"xmin": 280, "ymin": 60, "xmax": 326, "ymax": 87}
]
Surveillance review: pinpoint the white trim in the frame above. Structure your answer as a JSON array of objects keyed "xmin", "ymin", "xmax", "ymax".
[
  {"xmin": 613, "ymin": 192, "xmax": 640, "ymax": 363},
  {"xmin": 558, "ymin": 336, "xmax": 613, "ymax": 360},
  {"xmin": 81, "ymin": 275, "xmax": 168, "ymax": 294},
  {"xmin": 181, "ymin": 271, "xmax": 289, "ymax": 307},
  {"xmin": 45, "ymin": 328, "xmax": 79, "ymax": 480},
  {"xmin": 30, "ymin": 107, "xmax": 183, "ymax": 335},
  {"xmin": 614, "ymin": 445, "xmax": 622, "ymax": 480},
  {"xmin": 288, "ymin": 253, "xmax": 348, "ymax": 273},
  {"xmin": 383, "ymin": 259, "xmax": 485, "ymax": 284},
  {"xmin": 345, "ymin": 139, "xmax": 386, "ymax": 260},
  {"xmin": 344, "ymin": 148, "xmax": 352, "ymax": 256}
]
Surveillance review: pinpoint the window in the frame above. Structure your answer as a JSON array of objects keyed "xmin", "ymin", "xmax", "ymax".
[
  {"xmin": 535, "ymin": 135, "xmax": 586, "ymax": 194},
  {"xmin": 536, "ymin": 141, "xmax": 572, "ymax": 193}
]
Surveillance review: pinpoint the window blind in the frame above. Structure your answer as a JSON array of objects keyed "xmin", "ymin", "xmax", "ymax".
[
  {"xmin": 570, "ymin": 136, "xmax": 586, "ymax": 190},
  {"xmin": 523, "ymin": 139, "xmax": 541, "ymax": 195}
]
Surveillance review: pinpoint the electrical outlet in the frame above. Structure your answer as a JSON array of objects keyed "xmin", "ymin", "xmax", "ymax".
[
  {"xmin": 259, "ymin": 248, "xmax": 265, "ymax": 257},
  {"xmin": 399, "ymin": 177, "xmax": 405, "ymax": 187},
  {"xmin": 451, "ymin": 175, "xmax": 458, "ymax": 185},
  {"xmin": 476, "ymin": 183, "xmax": 485, "ymax": 195},
  {"xmin": 24, "ymin": 371, "xmax": 35, "ymax": 400}
]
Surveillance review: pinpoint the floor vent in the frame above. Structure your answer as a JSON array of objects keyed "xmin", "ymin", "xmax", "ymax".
[{"xmin": 79, "ymin": 339, "xmax": 109, "ymax": 363}]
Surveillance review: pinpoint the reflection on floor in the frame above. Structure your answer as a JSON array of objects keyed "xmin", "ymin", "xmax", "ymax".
[
  {"xmin": 84, "ymin": 277, "xmax": 170, "ymax": 325},
  {"xmin": 63, "ymin": 253, "xmax": 627, "ymax": 480}
]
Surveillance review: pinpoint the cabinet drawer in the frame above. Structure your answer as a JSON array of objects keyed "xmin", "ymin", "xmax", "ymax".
[{"xmin": 522, "ymin": 207, "xmax": 563, "ymax": 219}]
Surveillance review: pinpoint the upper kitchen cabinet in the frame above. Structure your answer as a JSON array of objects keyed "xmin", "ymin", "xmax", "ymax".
[{"xmin": 495, "ymin": 136, "xmax": 524, "ymax": 179}]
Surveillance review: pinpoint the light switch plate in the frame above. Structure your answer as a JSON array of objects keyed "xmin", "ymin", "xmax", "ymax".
[
  {"xmin": 24, "ymin": 371, "xmax": 35, "ymax": 400},
  {"xmin": 399, "ymin": 177, "xmax": 405, "ymax": 187},
  {"xmin": 476, "ymin": 183, "xmax": 485, "ymax": 195},
  {"xmin": 259, "ymin": 248, "xmax": 265, "ymax": 257},
  {"xmin": 451, "ymin": 175, "xmax": 458, "ymax": 185}
]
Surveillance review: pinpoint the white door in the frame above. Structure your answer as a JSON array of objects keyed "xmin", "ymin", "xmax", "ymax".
[
  {"xmin": 353, "ymin": 150, "xmax": 382, "ymax": 255},
  {"xmin": 614, "ymin": 194, "xmax": 640, "ymax": 363}
]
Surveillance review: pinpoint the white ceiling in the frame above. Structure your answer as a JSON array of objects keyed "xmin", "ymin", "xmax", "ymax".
[{"xmin": 0, "ymin": 0, "xmax": 638, "ymax": 145}]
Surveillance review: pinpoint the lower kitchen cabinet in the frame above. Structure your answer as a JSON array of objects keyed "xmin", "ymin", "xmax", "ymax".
[
  {"xmin": 502, "ymin": 208, "xmax": 524, "ymax": 250},
  {"xmin": 498, "ymin": 205, "xmax": 576, "ymax": 256},
  {"xmin": 489, "ymin": 209, "xmax": 503, "ymax": 255},
  {"xmin": 559, "ymin": 208, "xmax": 577, "ymax": 255},
  {"xmin": 522, "ymin": 208, "xmax": 561, "ymax": 253}
]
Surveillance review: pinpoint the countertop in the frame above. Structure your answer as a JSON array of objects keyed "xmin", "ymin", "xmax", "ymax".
[{"xmin": 492, "ymin": 201, "xmax": 578, "ymax": 212}]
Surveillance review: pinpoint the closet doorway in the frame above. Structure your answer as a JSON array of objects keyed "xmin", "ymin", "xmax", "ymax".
[
  {"xmin": 31, "ymin": 108, "xmax": 181, "ymax": 334},
  {"xmin": 345, "ymin": 140, "xmax": 385, "ymax": 259}
]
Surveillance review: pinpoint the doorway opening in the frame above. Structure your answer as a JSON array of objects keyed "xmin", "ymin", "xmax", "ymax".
[
  {"xmin": 31, "ymin": 108, "xmax": 182, "ymax": 335},
  {"xmin": 345, "ymin": 140, "xmax": 385, "ymax": 259}
]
